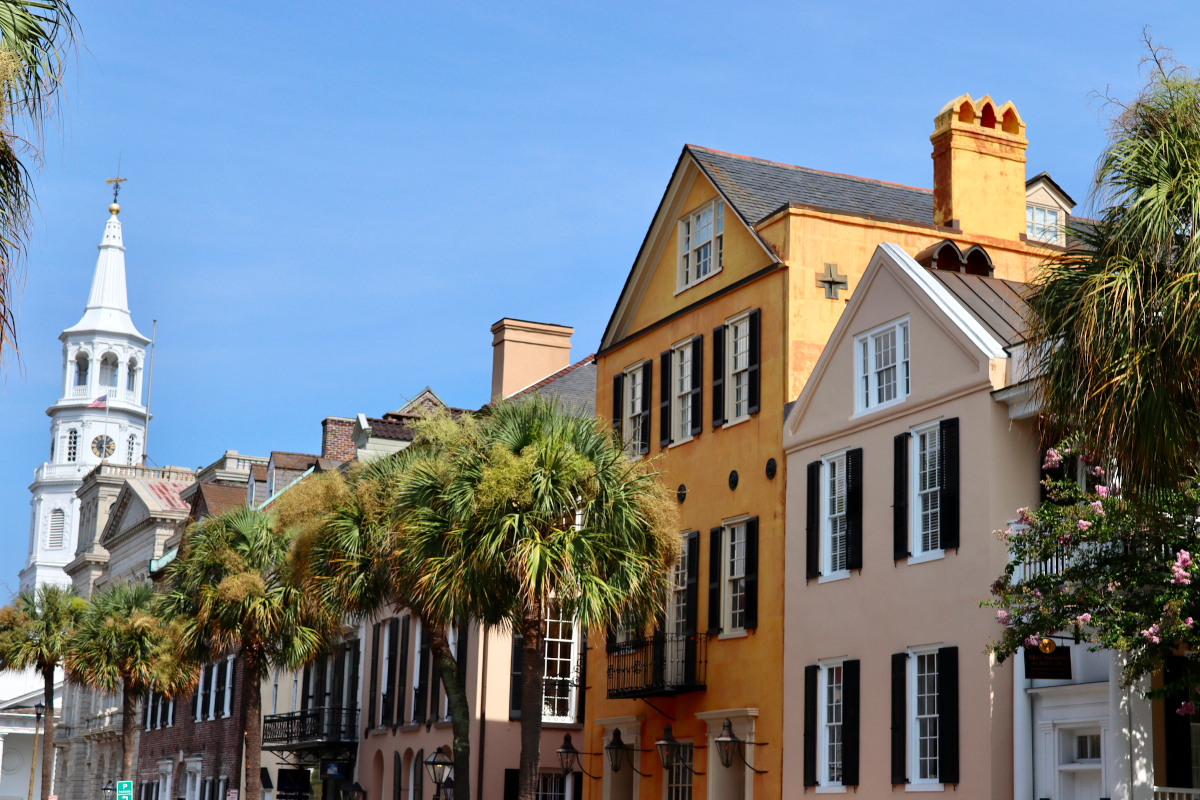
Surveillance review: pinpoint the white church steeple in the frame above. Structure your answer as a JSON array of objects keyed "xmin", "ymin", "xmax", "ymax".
[{"xmin": 19, "ymin": 199, "xmax": 151, "ymax": 592}]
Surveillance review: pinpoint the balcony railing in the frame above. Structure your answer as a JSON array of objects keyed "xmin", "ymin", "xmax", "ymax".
[
  {"xmin": 607, "ymin": 632, "xmax": 706, "ymax": 699},
  {"xmin": 1155, "ymin": 788, "xmax": 1200, "ymax": 800},
  {"xmin": 262, "ymin": 707, "xmax": 359, "ymax": 748}
]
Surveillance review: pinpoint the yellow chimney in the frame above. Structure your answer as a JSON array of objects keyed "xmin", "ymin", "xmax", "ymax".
[
  {"xmin": 931, "ymin": 94, "xmax": 1028, "ymax": 239},
  {"xmin": 490, "ymin": 318, "xmax": 573, "ymax": 401}
]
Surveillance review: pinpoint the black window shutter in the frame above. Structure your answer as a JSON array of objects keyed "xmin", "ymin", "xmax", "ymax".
[
  {"xmin": 639, "ymin": 361, "xmax": 652, "ymax": 455},
  {"xmin": 843, "ymin": 659, "xmax": 861, "ymax": 786},
  {"xmin": 301, "ymin": 663, "xmax": 312, "ymax": 712},
  {"xmin": 502, "ymin": 769, "xmax": 519, "ymax": 800},
  {"xmin": 455, "ymin": 625, "xmax": 469, "ymax": 691},
  {"xmin": 847, "ymin": 448, "xmax": 863, "ymax": 571},
  {"xmin": 689, "ymin": 335, "xmax": 703, "ymax": 436},
  {"xmin": 191, "ymin": 682, "xmax": 198, "ymax": 721},
  {"xmin": 806, "ymin": 461, "xmax": 821, "ymax": 579},
  {"xmin": 414, "ymin": 626, "xmax": 429, "ymax": 724},
  {"xmin": 383, "ymin": 617, "xmax": 399, "ymax": 724},
  {"xmin": 937, "ymin": 646, "xmax": 959, "ymax": 784},
  {"xmin": 393, "ymin": 753, "xmax": 402, "ymax": 800},
  {"xmin": 891, "ymin": 652, "xmax": 908, "ymax": 784},
  {"xmin": 1166, "ymin": 656, "xmax": 1194, "ymax": 788},
  {"xmin": 430, "ymin": 657, "xmax": 441, "ymax": 722},
  {"xmin": 894, "ymin": 433, "xmax": 910, "ymax": 560},
  {"xmin": 612, "ymin": 374, "xmax": 624, "ymax": 440},
  {"xmin": 683, "ymin": 531, "xmax": 700, "ymax": 685},
  {"xmin": 939, "ymin": 419, "xmax": 960, "ymax": 550},
  {"xmin": 747, "ymin": 308, "xmax": 761, "ymax": 415},
  {"xmin": 348, "ymin": 639, "xmax": 361, "ymax": 719},
  {"xmin": 576, "ymin": 630, "xmax": 587, "ymax": 723},
  {"xmin": 367, "ymin": 622, "xmax": 379, "ymax": 731},
  {"xmin": 214, "ymin": 658, "xmax": 226, "ymax": 717},
  {"xmin": 572, "ymin": 772, "xmax": 583, "ymax": 800},
  {"xmin": 396, "ymin": 616, "xmax": 410, "ymax": 726},
  {"xmin": 744, "ymin": 517, "xmax": 759, "ymax": 630},
  {"xmin": 509, "ymin": 632, "xmax": 523, "ymax": 718},
  {"xmin": 707, "ymin": 527, "xmax": 722, "ymax": 634},
  {"xmin": 803, "ymin": 664, "xmax": 818, "ymax": 786},
  {"xmin": 413, "ymin": 750, "xmax": 424, "ymax": 800},
  {"xmin": 660, "ymin": 350, "xmax": 672, "ymax": 448},
  {"xmin": 712, "ymin": 325, "xmax": 726, "ymax": 428}
]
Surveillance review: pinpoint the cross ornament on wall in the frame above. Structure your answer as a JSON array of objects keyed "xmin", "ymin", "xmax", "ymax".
[{"xmin": 816, "ymin": 263, "xmax": 848, "ymax": 299}]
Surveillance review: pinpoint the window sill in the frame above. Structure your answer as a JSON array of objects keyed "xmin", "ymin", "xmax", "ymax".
[
  {"xmin": 721, "ymin": 415, "xmax": 751, "ymax": 432},
  {"xmin": 674, "ymin": 268, "xmax": 723, "ymax": 297},
  {"xmin": 907, "ymin": 550, "xmax": 945, "ymax": 566},
  {"xmin": 434, "ymin": 720, "xmax": 452, "ymax": 729},
  {"xmin": 904, "ymin": 783, "xmax": 944, "ymax": 792},
  {"xmin": 814, "ymin": 785, "xmax": 847, "ymax": 794},
  {"xmin": 818, "ymin": 571, "xmax": 850, "ymax": 584},
  {"xmin": 398, "ymin": 723, "xmax": 421, "ymax": 732},
  {"xmin": 368, "ymin": 727, "xmax": 390, "ymax": 738},
  {"xmin": 668, "ymin": 436, "xmax": 694, "ymax": 449},
  {"xmin": 717, "ymin": 629, "xmax": 748, "ymax": 640},
  {"xmin": 851, "ymin": 396, "xmax": 908, "ymax": 419},
  {"xmin": 542, "ymin": 721, "xmax": 584, "ymax": 730}
]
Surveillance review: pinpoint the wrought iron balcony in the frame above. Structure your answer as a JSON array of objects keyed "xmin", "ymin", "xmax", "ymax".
[
  {"xmin": 606, "ymin": 632, "xmax": 706, "ymax": 699},
  {"xmin": 262, "ymin": 707, "xmax": 359, "ymax": 749}
]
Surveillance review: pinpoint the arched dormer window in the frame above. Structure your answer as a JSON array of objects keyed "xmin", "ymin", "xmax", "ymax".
[
  {"xmin": 74, "ymin": 353, "xmax": 89, "ymax": 388},
  {"xmin": 127, "ymin": 434, "xmax": 138, "ymax": 466},
  {"xmin": 47, "ymin": 510, "xmax": 65, "ymax": 549},
  {"xmin": 99, "ymin": 353, "xmax": 119, "ymax": 391},
  {"xmin": 126, "ymin": 357, "xmax": 139, "ymax": 399},
  {"xmin": 66, "ymin": 430, "xmax": 78, "ymax": 462}
]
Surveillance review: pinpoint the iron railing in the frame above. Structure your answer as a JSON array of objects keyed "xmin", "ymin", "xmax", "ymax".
[
  {"xmin": 262, "ymin": 707, "xmax": 359, "ymax": 747},
  {"xmin": 606, "ymin": 632, "xmax": 706, "ymax": 699}
]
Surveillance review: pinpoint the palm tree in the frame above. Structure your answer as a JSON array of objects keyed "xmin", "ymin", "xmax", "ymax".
[
  {"xmin": 1027, "ymin": 45, "xmax": 1200, "ymax": 495},
  {"xmin": 0, "ymin": 1, "xmax": 78, "ymax": 362},
  {"xmin": 399, "ymin": 398, "xmax": 679, "ymax": 800},
  {"xmin": 0, "ymin": 584, "xmax": 86, "ymax": 800},
  {"xmin": 157, "ymin": 507, "xmax": 333, "ymax": 800},
  {"xmin": 65, "ymin": 582, "xmax": 196, "ymax": 780}
]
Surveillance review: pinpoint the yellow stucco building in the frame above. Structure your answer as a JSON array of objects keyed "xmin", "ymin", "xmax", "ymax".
[{"xmin": 582, "ymin": 94, "xmax": 1073, "ymax": 800}]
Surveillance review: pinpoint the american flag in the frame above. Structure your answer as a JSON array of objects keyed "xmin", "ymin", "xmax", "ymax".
[{"xmin": 85, "ymin": 394, "xmax": 107, "ymax": 409}]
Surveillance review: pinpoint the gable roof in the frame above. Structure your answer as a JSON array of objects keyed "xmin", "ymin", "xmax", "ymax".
[
  {"xmin": 1026, "ymin": 171, "xmax": 1077, "ymax": 209},
  {"xmin": 269, "ymin": 451, "xmax": 321, "ymax": 471},
  {"xmin": 191, "ymin": 482, "xmax": 246, "ymax": 519},
  {"xmin": 929, "ymin": 271, "xmax": 1027, "ymax": 348},
  {"xmin": 507, "ymin": 354, "xmax": 597, "ymax": 415}
]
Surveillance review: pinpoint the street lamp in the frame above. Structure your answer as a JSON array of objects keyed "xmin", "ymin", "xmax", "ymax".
[
  {"xmin": 655, "ymin": 725, "xmax": 703, "ymax": 775},
  {"xmin": 555, "ymin": 734, "xmax": 598, "ymax": 779},
  {"xmin": 712, "ymin": 718, "xmax": 767, "ymax": 774},
  {"xmin": 34, "ymin": 702, "xmax": 44, "ymax": 722},
  {"xmin": 339, "ymin": 783, "xmax": 365, "ymax": 800},
  {"xmin": 102, "ymin": 781, "xmax": 116, "ymax": 800},
  {"xmin": 603, "ymin": 729, "xmax": 649, "ymax": 777},
  {"xmin": 423, "ymin": 748, "xmax": 453, "ymax": 799}
]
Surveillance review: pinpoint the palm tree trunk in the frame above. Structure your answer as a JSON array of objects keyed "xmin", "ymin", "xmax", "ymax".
[
  {"xmin": 120, "ymin": 684, "xmax": 137, "ymax": 779},
  {"xmin": 517, "ymin": 605, "xmax": 545, "ymax": 800},
  {"xmin": 242, "ymin": 653, "xmax": 262, "ymax": 800},
  {"xmin": 428, "ymin": 623, "xmax": 471, "ymax": 800},
  {"xmin": 40, "ymin": 668, "xmax": 54, "ymax": 800}
]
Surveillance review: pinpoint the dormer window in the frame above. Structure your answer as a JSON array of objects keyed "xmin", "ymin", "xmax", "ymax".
[
  {"xmin": 855, "ymin": 318, "xmax": 909, "ymax": 413},
  {"xmin": 1026, "ymin": 205, "xmax": 1060, "ymax": 244},
  {"xmin": 677, "ymin": 200, "xmax": 724, "ymax": 291}
]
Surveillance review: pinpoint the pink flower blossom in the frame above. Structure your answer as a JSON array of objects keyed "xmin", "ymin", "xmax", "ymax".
[
  {"xmin": 1090, "ymin": 501, "xmax": 1105, "ymax": 516},
  {"xmin": 1076, "ymin": 613, "xmax": 1092, "ymax": 625},
  {"xmin": 1096, "ymin": 485, "xmax": 1110, "ymax": 499},
  {"xmin": 1142, "ymin": 624, "xmax": 1162, "ymax": 644},
  {"xmin": 1032, "ymin": 589, "xmax": 1043, "ymax": 599},
  {"xmin": 1092, "ymin": 465, "xmax": 1106, "ymax": 477},
  {"xmin": 1173, "ymin": 551, "xmax": 1194, "ymax": 585},
  {"xmin": 1043, "ymin": 449, "xmax": 1063, "ymax": 469},
  {"xmin": 1024, "ymin": 634, "xmax": 1040, "ymax": 647},
  {"xmin": 1058, "ymin": 534, "xmax": 1073, "ymax": 545},
  {"xmin": 1186, "ymin": 617, "xmax": 1195, "ymax": 628},
  {"xmin": 1077, "ymin": 520, "xmax": 1093, "ymax": 531},
  {"xmin": 997, "ymin": 610, "xmax": 1011, "ymax": 626},
  {"xmin": 1017, "ymin": 507, "xmax": 1034, "ymax": 525},
  {"xmin": 1179, "ymin": 701, "xmax": 1196, "ymax": 716}
]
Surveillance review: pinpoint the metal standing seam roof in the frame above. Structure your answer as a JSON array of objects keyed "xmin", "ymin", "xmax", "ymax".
[
  {"xmin": 687, "ymin": 145, "xmax": 936, "ymax": 226},
  {"xmin": 929, "ymin": 271, "xmax": 1029, "ymax": 348}
]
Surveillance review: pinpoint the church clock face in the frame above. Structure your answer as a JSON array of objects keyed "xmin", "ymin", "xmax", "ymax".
[{"xmin": 91, "ymin": 435, "xmax": 115, "ymax": 459}]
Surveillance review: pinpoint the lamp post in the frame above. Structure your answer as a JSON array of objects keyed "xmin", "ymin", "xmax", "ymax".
[
  {"xmin": 28, "ymin": 702, "xmax": 45, "ymax": 800},
  {"xmin": 655, "ymin": 725, "xmax": 703, "ymax": 776},
  {"xmin": 711, "ymin": 718, "xmax": 767, "ymax": 774},
  {"xmin": 339, "ymin": 783, "xmax": 365, "ymax": 800},
  {"xmin": 102, "ymin": 780, "xmax": 116, "ymax": 800},
  {"xmin": 556, "ymin": 734, "xmax": 599, "ymax": 779},
  {"xmin": 423, "ymin": 748, "xmax": 453, "ymax": 800},
  {"xmin": 603, "ymin": 729, "xmax": 650, "ymax": 777}
]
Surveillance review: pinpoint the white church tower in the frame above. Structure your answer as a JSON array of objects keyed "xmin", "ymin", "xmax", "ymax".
[{"xmin": 18, "ymin": 199, "xmax": 150, "ymax": 591}]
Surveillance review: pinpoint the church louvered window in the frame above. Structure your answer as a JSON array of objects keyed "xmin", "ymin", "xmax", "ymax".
[
  {"xmin": 127, "ymin": 434, "xmax": 138, "ymax": 465},
  {"xmin": 67, "ymin": 430, "xmax": 78, "ymax": 462},
  {"xmin": 47, "ymin": 510, "xmax": 64, "ymax": 549}
]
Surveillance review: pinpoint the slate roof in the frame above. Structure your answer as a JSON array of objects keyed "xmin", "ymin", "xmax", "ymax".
[
  {"xmin": 250, "ymin": 464, "xmax": 267, "ymax": 482},
  {"xmin": 270, "ymin": 451, "xmax": 321, "ymax": 471},
  {"xmin": 930, "ymin": 271, "xmax": 1028, "ymax": 347},
  {"xmin": 688, "ymin": 145, "xmax": 935, "ymax": 226},
  {"xmin": 193, "ymin": 482, "xmax": 246, "ymax": 517},
  {"xmin": 365, "ymin": 417, "xmax": 416, "ymax": 441},
  {"xmin": 509, "ymin": 354, "xmax": 597, "ymax": 415}
]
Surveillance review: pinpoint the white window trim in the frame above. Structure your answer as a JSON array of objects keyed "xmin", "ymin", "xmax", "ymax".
[
  {"xmin": 223, "ymin": 655, "xmax": 234, "ymax": 717},
  {"xmin": 379, "ymin": 619, "xmax": 392, "ymax": 727},
  {"xmin": 907, "ymin": 646, "xmax": 944, "ymax": 791},
  {"xmin": 670, "ymin": 338, "xmax": 694, "ymax": 448},
  {"xmin": 661, "ymin": 736, "xmax": 694, "ymax": 799},
  {"xmin": 819, "ymin": 452, "xmax": 850, "ymax": 583},
  {"xmin": 541, "ymin": 614, "xmax": 580, "ymax": 724},
  {"xmin": 817, "ymin": 659, "xmax": 846, "ymax": 790},
  {"xmin": 724, "ymin": 310, "xmax": 753, "ymax": 428},
  {"xmin": 623, "ymin": 361, "xmax": 646, "ymax": 458},
  {"xmin": 718, "ymin": 516, "xmax": 749, "ymax": 639},
  {"xmin": 675, "ymin": 199, "xmax": 725, "ymax": 294},
  {"xmin": 853, "ymin": 317, "xmax": 910, "ymax": 416},
  {"xmin": 908, "ymin": 421, "xmax": 945, "ymax": 565},
  {"xmin": 411, "ymin": 618, "xmax": 424, "ymax": 722},
  {"xmin": 1026, "ymin": 203, "xmax": 1063, "ymax": 245}
]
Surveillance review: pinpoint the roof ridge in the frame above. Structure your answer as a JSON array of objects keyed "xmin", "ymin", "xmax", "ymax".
[
  {"xmin": 507, "ymin": 353, "xmax": 597, "ymax": 400},
  {"xmin": 686, "ymin": 144, "xmax": 932, "ymax": 195}
]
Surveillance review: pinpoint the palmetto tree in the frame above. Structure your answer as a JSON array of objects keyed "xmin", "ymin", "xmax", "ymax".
[
  {"xmin": 0, "ymin": 0, "xmax": 78, "ymax": 362},
  {"xmin": 1027, "ymin": 45, "xmax": 1200, "ymax": 495},
  {"xmin": 0, "ymin": 584, "xmax": 86, "ymax": 800},
  {"xmin": 66, "ymin": 582, "xmax": 196, "ymax": 781},
  {"xmin": 158, "ymin": 507, "xmax": 333, "ymax": 800}
]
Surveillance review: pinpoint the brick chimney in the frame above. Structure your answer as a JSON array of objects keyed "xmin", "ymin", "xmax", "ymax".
[
  {"xmin": 321, "ymin": 416, "xmax": 356, "ymax": 462},
  {"xmin": 491, "ymin": 319, "xmax": 573, "ymax": 401},
  {"xmin": 931, "ymin": 94, "xmax": 1028, "ymax": 240}
]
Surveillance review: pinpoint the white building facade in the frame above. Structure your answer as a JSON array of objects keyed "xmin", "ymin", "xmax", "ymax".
[{"xmin": 19, "ymin": 203, "xmax": 150, "ymax": 591}]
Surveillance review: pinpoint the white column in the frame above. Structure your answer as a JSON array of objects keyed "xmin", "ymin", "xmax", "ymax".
[
  {"xmin": 1130, "ymin": 669, "xmax": 1155, "ymax": 800},
  {"xmin": 1013, "ymin": 651, "xmax": 1033, "ymax": 800}
]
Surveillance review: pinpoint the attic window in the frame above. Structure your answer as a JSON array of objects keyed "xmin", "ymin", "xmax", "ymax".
[
  {"xmin": 855, "ymin": 318, "xmax": 910, "ymax": 414},
  {"xmin": 678, "ymin": 200, "xmax": 724, "ymax": 291},
  {"xmin": 1026, "ymin": 205, "xmax": 1061, "ymax": 244}
]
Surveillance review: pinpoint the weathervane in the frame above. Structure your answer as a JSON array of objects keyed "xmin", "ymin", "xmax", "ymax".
[{"xmin": 105, "ymin": 176, "xmax": 126, "ymax": 204}]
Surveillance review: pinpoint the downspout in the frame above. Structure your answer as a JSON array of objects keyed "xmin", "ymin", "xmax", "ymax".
[{"xmin": 476, "ymin": 625, "xmax": 488, "ymax": 800}]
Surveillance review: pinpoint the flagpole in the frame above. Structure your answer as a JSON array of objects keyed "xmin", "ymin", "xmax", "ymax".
[{"xmin": 103, "ymin": 392, "xmax": 111, "ymax": 462}]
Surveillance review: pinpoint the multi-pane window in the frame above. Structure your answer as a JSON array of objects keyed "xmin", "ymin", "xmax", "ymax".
[
  {"xmin": 536, "ymin": 774, "xmax": 566, "ymax": 800},
  {"xmin": 825, "ymin": 455, "xmax": 848, "ymax": 574},
  {"xmin": 625, "ymin": 366, "xmax": 644, "ymax": 454},
  {"xmin": 1076, "ymin": 733, "xmax": 1101, "ymax": 761},
  {"xmin": 915, "ymin": 653, "xmax": 939, "ymax": 782},
  {"xmin": 678, "ymin": 200, "xmax": 724, "ymax": 289},
  {"xmin": 542, "ymin": 611, "xmax": 577, "ymax": 723},
  {"xmin": 665, "ymin": 743, "xmax": 693, "ymax": 800},
  {"xmin": 726, "ymin": 523, "xmax": 747, "ymax": 631},
  {"xmin": 915, "ymin": 427, "xmax": 941, "ymax": 554},
  {"xmin": 822, "ymin": 664, "xmax": 844, "ymax": 784},
  {"xmin": 729, "ymin": 315, "xmax": 751, "ymax": 420},
  {"xmin": 674, "ymin": 341, "xmax": 692, "ymax": 441},
  {"xmin": 665, "ymin": 536, "xmax": 689, "ymax": 684},
  {"xmin": 855, "ymin": 319, "xmax": 910, "ymax": 412},
  {"xmin": 1026, "ymin": 205, "xmax": 1060, "ymax": 243}
]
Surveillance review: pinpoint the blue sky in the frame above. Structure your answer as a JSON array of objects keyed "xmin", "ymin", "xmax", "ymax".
[{"xmin": 0, "ymin": 1, "xmax": 1196, "ymax": 591}]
